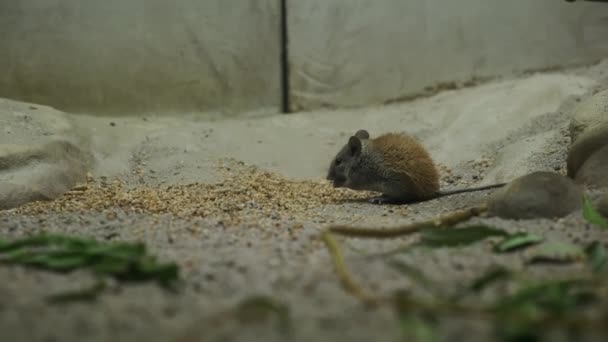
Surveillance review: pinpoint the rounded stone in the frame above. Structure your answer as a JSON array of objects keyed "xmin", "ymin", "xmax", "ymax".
[
  {"xmin": 567, "ymin": 125, "xmax": 608, "ymax": 178},
  {"xmin": 567, "ymin": 88, "xmax": 608, "ymax": 177},
  {"xmin": 569, "ymin": 88, "xmax": 608, "ymax": 144},
  {"xmin": 487, "ymin": 171, "xmax": 583, "ymax": 220},
  {"xmin": 0, "ymin": 98, "xmax": 92, "ymax": 210},
  {"xmin": 575, "ymin": 144, "xmax": 608, "ymax": 189}
]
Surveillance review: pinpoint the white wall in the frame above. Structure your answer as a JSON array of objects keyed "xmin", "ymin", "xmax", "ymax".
[
  {"xmin": 288, "ymin": 0, "xmax": 608, "ymax": 110},
  {"xmin": 0, "ymin": 0, "xmax": 280, "ymax": 115},
  {"xmin": 1, "ymin": 1, "xmax": 607, "ymax": 116}
]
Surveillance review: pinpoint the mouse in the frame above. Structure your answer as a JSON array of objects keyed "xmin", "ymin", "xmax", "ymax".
[{"xmin": 326, "ymin": 129, "xmax": 507, "ymax": 204}]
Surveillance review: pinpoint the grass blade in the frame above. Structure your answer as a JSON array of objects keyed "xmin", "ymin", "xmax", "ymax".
[
  {"xmin": 527, "ymin": 241, "xmax": 585, "ymax": 264},
  {"xmin": 0, "ymin": 233, "xmax": 180, "ymax": 299},
  {"xmin": 493, "ymin": 279, "xmax": 594, "ymax": 316},
  {"xmin": 399, "ymin": 313, "xmax": 439, "ymax": 342},
  {"xmin": 494, "ymin": 233, "xmax": 543, "ymax": 253},
  {"xmin": 585, "ymin": 241, "xmax": 608, "ymax": 273},
  {"xmin": 583, "ymin": 194, "xmax": 608, "ymax": 229}
]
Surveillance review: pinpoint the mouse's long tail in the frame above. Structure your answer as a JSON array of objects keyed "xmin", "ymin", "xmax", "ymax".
[{"xmin": 435, "ymin": 182, "xmax": 507, "ymax": 198}]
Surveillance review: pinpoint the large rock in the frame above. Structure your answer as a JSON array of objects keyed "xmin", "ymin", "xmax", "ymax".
[
  {"xmin": 575, "ymin": 144, "xmax": 608, "ymax": 189},
  {"xmin": 481, "ymin": 129, "xmax": 563, "ymax": 185},
  {"xmin": 567, "ymin": 89, "xmax": 608, "ymax": 177},
  {"xmin": 569, "ymin": 88, "xmax": 608, "ymax": 143},
  {"xmin": 0, "ymin": 98, "xmax": 92, "ymax": 210},
  {"xmin": 487, "ymin": 171, "xmax": 583, "ymax": 220},
  {"xmin": 567, "ymin": 125, "xmax": 608, "ymax": 178}
]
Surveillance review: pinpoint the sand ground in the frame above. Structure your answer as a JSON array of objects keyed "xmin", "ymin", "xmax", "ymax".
[{"xmin": 2, "ymin": 60, "xmax": 608, "ymax": 342}]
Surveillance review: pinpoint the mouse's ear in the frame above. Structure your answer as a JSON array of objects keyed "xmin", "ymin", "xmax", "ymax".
[
  {"xmin": 348, "ymin": 136, "xmax": 362, "ymax": 155},
  {"xmin": 354, "ymin": 130, "xmax": 369, "ymax": 140}
]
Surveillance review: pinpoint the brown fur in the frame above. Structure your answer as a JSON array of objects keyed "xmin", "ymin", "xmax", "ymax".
[
  {"xmin": 370, "ymin": 133, "xmax": 440, "ymax": 199},
  {"xmin": 327, "ymin": 129, "xmax": 506, "ymax": 205}
]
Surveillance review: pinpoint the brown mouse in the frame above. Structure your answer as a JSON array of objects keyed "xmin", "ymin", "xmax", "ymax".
[{"xmin": 326, "ymin": 129, "xmax": 506, "ymax": 204}]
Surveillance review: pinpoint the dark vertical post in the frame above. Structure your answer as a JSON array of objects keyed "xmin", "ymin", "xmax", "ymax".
[{"xmin": 279, "ymin": 0, "xmax": 290, "ymax": 113}]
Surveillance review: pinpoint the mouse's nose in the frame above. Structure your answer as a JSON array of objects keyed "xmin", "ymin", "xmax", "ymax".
[{"xmin": 332, "ymin": 176, "xmax": 346, "ymax": 188}]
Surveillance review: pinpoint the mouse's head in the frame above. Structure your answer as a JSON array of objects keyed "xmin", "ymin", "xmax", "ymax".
[{"xmin": 327, "ymin": 129, "xmax": 370, "ymax": 188}]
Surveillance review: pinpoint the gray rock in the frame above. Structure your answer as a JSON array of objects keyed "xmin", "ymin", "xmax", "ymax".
[
  {"xmin": 567, "ymin": 125, "xmax": 608, "ymax": 178},
  {"xmin": 567, "ymin": 89, "xmax": 608, "ymax": 177},
  {"xmin": 0, "ymin": 98, "xmax": 92, "ymax": 210},
  {"xmin": 487, "ymin": 171, "xmax": 583, "ymax": 220},
  {"xmin": 575, "ymin": 144, "xmax": 608, "ymax": 189},
  {"xmin": 569, "ymin": 88, "xmax": 608, "ymax": 144}
]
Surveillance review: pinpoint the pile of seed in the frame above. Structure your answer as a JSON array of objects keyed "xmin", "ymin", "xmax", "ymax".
[{"xmin": 13, "ymin": 161, "xmax": 371, "ymax": 222}]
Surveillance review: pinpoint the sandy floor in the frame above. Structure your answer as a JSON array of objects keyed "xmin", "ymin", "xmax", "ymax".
[{"xmin": 2, "ymin": 60, "xmax": 608, "ymax": 342}]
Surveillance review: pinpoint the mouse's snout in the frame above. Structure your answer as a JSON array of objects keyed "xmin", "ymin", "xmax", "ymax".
[
  {"xmin": 331, "ymin": 176, "xmax": 346, "ymax": 188},
  {"xmin": 326, "ymin": 166, "xmax": 336, "ymax": 181}
]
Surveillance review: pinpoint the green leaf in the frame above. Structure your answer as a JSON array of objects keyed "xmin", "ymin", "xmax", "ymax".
[
  {"xmin": 582, "ymin": 193, "xmax": 608, "ymax": 229},
  {"xmin": 2, "ymin": 249, "xmax": 94, "ymax": 272},
  {"xmin": 491, "ymin": 277, "xmax": 597, "ymax": 341},
  {"xmin": 468, "ymin": 266, "xmax": 512, "ymax": 293},
  {"xmin": 393, "ymin": 291, "xmax": 439, "ymax": 342},
  {"xmin": 128, "ymin": 257, "xmax": 179, "ymax": 285},
  {"xmin": 494, "ymin": 233, "xmax": 543, "ymax": 253},
  {"xmin": 41, "ymin": 255, "xmax": 93, "ymax": 272},
  {"xmin": 85, "ymin": 242, "xmax": 146, "ymax": 258},
  {"xmin": 0, "ymin": 234, "xmax": 99, "ymax": 253},
  {"xmin": 493, "ymin": 279, "xmax": 594, "ymax": 316},
  {"xmin": 399, "ymin": 313, "xmax": 439, "ymax": 342},
  {"xmin": 0, "ymin": 233, "xmax": 179, "ymax": 292},
  {"xmin": 0, "ymin": 235, "xmax": 58, "ymax": 253},
  {"xmin": 419, "ymin": 225, "xmax": 508, "ymax": 248},
  {"xmin": 585, "ymin": 241, "xmax": 608, "ymax": 273},
  {"xmin": 0, "ymin": 239, "xmax": 10, "ymax": 250},
  {"xmin": 527, "ymin": 241, "xmax": 585, "ymax": 264},
  {"xmin": 91, "ymin": 256, "xmax": 132, "ymax": 275},
  {"xmin": 494, "ymin": 321, "xmax": 542, "ymax": 342}
]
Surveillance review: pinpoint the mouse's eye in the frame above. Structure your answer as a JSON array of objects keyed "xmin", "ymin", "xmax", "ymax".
[{"xmin": 335, "ymin": 158, "xmax": 342, "ymax": 165}]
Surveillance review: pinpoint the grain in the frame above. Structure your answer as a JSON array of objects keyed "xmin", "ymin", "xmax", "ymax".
[{"xmin": 13, "ymin": 159, "xmax": 371, "ymax": 224}]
